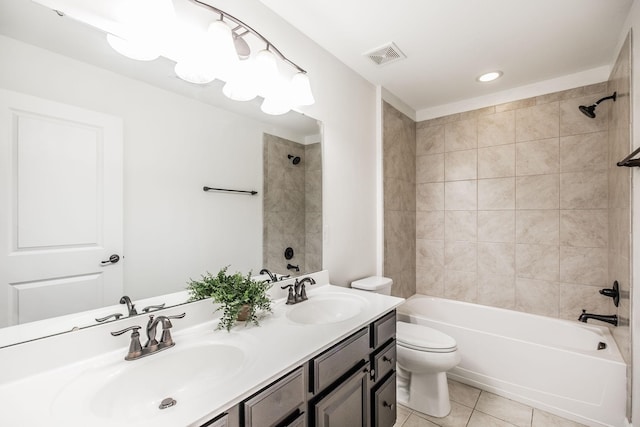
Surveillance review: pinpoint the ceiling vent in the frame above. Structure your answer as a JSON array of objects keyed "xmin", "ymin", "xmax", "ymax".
[{"xmin": 364, "ymin": 42, "xmax": 406, "ymax": 66}]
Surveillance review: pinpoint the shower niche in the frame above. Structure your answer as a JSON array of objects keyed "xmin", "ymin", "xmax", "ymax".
[{"xmin": 263, "ymin": 133, "xmax": 322, "ymax": 276}]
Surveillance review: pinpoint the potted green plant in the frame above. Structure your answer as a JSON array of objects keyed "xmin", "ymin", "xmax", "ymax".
[{"xmin": 187, "ymin": 266, "xmax": 272, "ymax": 331}]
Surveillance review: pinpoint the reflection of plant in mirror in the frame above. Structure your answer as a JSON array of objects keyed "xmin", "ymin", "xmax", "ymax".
[{"xmin": 187, "ymin": 266, "xmax": 272, "ymax": 331}]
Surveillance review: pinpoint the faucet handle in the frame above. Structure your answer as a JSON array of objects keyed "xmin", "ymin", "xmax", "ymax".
[
  {"xmin": 111, "ymin": 325, "xmax": 143, "ymax": 361},
  {"xmin": 157, "ymin": 313, "xmax": 185, "ymax": 347},
  {"xmin": 165, "ymin": 312, "xmax": 186, "ymax": 320},
  {"xmin": 142, "ymin": 303, "xmax": 166, "ymax": 313},
  {"xmin": 95, "ymin": 313, "xmax": 123, "ymax": 323},
  {"xmin": 281, "ymin": 284, "xmax": 296, "ymax": 304}
]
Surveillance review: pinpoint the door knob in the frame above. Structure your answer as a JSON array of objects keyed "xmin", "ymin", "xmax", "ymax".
[{"xmin": 100, "ymin": 254, "xmax": 120, "ymax": 265}]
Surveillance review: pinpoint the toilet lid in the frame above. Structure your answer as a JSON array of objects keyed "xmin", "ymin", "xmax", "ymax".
[{"xmin": 396, "ymin": 322, "xmax": 457, "ymax": 353}]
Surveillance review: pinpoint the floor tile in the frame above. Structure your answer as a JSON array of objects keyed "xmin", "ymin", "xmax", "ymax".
[
  {"xmin": 467, "ymin": 410, "xmax": 519, "ymax": 427},
  {"xmin": 415, "ymin": 400, "xmax": 473, "ymax": 427},
  {"xmin": 475, "ymin": 392, "xmax": 533, "ymax": 427},
  {"xmin": 394, "ymin": 405, "xmax": 413, "ymax": 427},
  {"xmin": 531, "ymin": 409, "xmax": 588, "ymax": 427},
  {"xmin": 401, "ymin": 413, "xmax": 440, "ymax": 427},
  {"xmin": 448, "ymin": 380, "xmax": 481, "ymax": 408}
]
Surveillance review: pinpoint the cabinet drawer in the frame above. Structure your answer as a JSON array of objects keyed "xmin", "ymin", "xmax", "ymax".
[
  {"xmin": 372, "ymin": 340, "xmax": 396, "ymax": 383},
  {"xmin": 372, "ymin": 372, "xmax": 396, "ymax": 427},
  {"xmin": 311, "ymin": 327, "xmax": 369, "ymax": 394},
  {"xmin": 243, "ymin": 367, "xmax": 305, "ymax": 427},
  {"xmin": 371, "ymin": 311, "xmax": 396, "ymax": 349}
]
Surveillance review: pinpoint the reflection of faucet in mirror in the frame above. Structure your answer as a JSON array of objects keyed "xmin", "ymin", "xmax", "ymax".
[
  {"xmin": 94, "ymin": 313, "xmax": 123, "ymax": 323},
  {"xmin": 119, "ymin": 296, "xmax": 137, "ymax": 316},
  {"xmin": 287, "ymin": 264, "xmax": 300, "ymax": 272},
  {"xmin": 259, "ymin": 268, "xmax": 278, "ymax": 282},
  {"xmin": 142, "ymin": 304, "xmax": 166, "ymax": 313}
]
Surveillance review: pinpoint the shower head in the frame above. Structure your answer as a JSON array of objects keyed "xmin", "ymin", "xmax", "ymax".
[
  {"xmin": 578, "ymin": 92, "xmax": 617, "ymax": 119},
  {"xmin": 288, "ymin": 154, "xmax": 301, "ymax": 165}
]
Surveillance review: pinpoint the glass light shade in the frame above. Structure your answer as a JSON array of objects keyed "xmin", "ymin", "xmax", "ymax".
[
  {"xmin": 222, "ymin": 59, "xmax": 258, "ymax": 101},
  {"xmin": 261, "ymin": 97, "xmax": 291, "ymax": 116},
  {"xmin": 107, "ymin": 0, "xmax": 175, "ymax": 61},
  {"xmin": 174, "ymin": 60, "xmax": 216, "ymax": 84},
  {"xmin": 260, "ymin": 76, "xmax": 292, "ymax": 115},
  {"xmin": 290, "ymin": 72, "xmax": 315, "ymax": 106},
  {"xmin": 106, "ymin": 33, "xmax": 159, "ymax": 61},
  {"xmin": 253, "ymin": 49, "xmax": 280, "ymax": 97},
  {"xmin": 207, "ymin": 20, "xmax": 240, "ymax": 81}
]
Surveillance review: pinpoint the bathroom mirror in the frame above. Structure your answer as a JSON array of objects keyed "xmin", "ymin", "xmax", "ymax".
[{"xmin": 0, "ymin": 0, "xmax": 322, "ymax": 346}]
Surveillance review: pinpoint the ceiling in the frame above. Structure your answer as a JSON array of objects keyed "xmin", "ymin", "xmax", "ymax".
[{"xmin": 260, "ymin": 0, "xmax": 633, "ymax": 116}]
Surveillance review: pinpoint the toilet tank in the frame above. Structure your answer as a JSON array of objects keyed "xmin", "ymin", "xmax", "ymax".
[{"xmin": 351, "ymin": 276, "xmax": 393, "ymax": 295}]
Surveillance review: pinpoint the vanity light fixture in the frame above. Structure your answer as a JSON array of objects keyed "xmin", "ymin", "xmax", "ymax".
[
  {"xmin": 35, "ymin": 0, "xmax": 315, "ymax": 115},
  {"xmin": 476, "ymin": 71, "xmax": 503, "ymax": 83},
  {"xmin": 171, "ymin": 0, "xmax": 315, "ymax": 115}
]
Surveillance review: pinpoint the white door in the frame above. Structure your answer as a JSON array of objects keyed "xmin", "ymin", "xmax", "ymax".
[{"xmin": 0, "ymin": 89, "xmax": 123, "ymax": 327}]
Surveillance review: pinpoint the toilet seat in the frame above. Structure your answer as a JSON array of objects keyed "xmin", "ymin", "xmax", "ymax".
[{"xmin": 397, "ymin": 321, "xmax": 457, "ymax": 353}]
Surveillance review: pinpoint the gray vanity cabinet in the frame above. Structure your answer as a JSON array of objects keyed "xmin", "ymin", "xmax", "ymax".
[
  {"xmin": 243, "ymin": 367, "xmax": 306, "ymax": 427},
  {"xmin": 198, "ymin": 310, "xmax": 397, "ymax": 427},
  {"xmin": 308, "ymin": 310, "xmax": 397, "ymax": 427},
  {"xmin": 312, "ymin": 363, "xmax": 369, "ymax": 427}
]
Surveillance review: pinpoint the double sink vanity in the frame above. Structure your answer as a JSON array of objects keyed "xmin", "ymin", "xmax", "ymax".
[{"xmin": 0, "ymin": 271, "xmax": 403, "ymax": 426}]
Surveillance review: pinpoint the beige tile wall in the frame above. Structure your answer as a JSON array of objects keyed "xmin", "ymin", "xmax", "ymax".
[
  {"xmin": 415, "ymin": 82, "xmax": 616, "ymax": 321},
  {"xmin": 383, "ymin": 102, "xmax": 416, "ymax": 298},
  {"xmin": 263, "ymin": 134, "xmax": 322, "ymax": 276},
  {"xmin": 607, "ymin": 32, "xmax": 632, "ymax": 414}
]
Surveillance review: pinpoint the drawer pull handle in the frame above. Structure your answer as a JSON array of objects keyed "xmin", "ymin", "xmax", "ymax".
[
  {"xmin": 382, "ymin": 356, "xmax": 394, "ymax": 364},
  {"xmin": 383, "ymin": 401, "xmax": 395, "ymax": 411}
]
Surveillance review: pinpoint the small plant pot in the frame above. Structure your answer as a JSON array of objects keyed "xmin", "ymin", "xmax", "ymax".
[{"xmin": 236, "ymin": 304, "xmax": 251, "ymax": 322}]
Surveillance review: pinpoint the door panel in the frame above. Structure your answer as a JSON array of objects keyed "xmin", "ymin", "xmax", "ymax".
[{"xmin": 0, "ymin": 89, "xmax": 123, "ymax": 327}]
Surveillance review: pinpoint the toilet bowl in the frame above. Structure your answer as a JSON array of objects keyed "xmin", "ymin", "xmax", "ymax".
[
  {"xmin": 351, "ymin": 276, "xmax": 461, "ymax": 418},
  {"xmin": 396, "ymin": 321, "xmax": 461, "ymax": 417}
]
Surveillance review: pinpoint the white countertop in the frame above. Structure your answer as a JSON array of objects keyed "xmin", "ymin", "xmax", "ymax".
[{"xmin": 0, "ymin": 271, "xmax": 404, "ymax": 427}]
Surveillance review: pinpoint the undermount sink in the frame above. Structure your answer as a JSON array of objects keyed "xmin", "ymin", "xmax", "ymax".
[
  {"xmin": 52, "ymin": 342, "xmax": 247, "ymax": 422},
  {"xmin": 286, "ymin": 293, "xmax": 367, "ymax": 325}
]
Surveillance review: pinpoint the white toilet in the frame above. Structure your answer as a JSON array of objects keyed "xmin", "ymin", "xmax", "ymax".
[{"xmin": 351, "ymin": 276, "xmax": 461, "ymax": 418}]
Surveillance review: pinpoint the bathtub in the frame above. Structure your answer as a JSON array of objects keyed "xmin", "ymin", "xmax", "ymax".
[{"xmin": 397, "ymin": 295, "xmax": 627, "ymax": 427}]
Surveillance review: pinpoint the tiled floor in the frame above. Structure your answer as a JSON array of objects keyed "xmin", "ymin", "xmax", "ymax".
[{"xmin": 393, "ymin": 380, "xmax": 588, "ymax": 427}]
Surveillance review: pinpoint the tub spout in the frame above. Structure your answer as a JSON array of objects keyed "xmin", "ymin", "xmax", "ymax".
[{"xmin": 578, "ymin": 310, "xmax": 618, "ymax": 326}]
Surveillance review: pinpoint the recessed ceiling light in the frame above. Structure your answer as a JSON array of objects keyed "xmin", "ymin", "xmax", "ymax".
[{"xmin": 477, "ymin": 71, "xmax": 503, "ymax": 82}]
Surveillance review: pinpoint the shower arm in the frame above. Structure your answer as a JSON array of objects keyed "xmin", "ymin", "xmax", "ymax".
[
  {"xmin": 617, "ymin": 145, "xmax": 640, "ymax": 168},
  {"xmin": 592, "ymin": 93, "xmax": 617, "ymax": 107}
]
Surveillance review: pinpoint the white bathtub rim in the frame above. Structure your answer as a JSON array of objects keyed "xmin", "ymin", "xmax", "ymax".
[{"xmin": 399, "ymin": 295, "xmax": 625, "ymax": 364}]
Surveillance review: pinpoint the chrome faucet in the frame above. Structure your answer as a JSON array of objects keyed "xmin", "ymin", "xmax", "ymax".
[
  {"xmin": 119, "ymin": 295, "xmax": 137, "ymax": 316},
  {"xmin": 282, "ymin": 277, "xmax": 316, "ymax": 304},
  {"xmin": 111, "ymin": 312, "xmax": 186, "ymax": 360},
  {"xmin": 578, "ymin": 310, "xmax": 618, "ymax": 326}
]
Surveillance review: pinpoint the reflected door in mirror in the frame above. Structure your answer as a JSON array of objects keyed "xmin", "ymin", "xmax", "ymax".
[{"xmin": 0, "ymin": 90, "xmax": 123, "ymax": 327}]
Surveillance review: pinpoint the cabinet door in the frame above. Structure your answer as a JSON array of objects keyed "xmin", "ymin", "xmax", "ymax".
[
  {"xmin": 313, "ymin": 365, "xmax": 368, "ymax": 427},
  {"xmin": 372, "ymin": 372, "xmax": 396, "ymax": 427}
]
